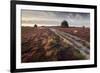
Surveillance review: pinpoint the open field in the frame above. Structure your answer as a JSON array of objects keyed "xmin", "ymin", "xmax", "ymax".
[
  {"xmin": 52, "ymin": 27, "xmax": 90, "ymax": 42},
  {"xmin": 21, "ymin": 26, "xmax": 90, "ymax": 63}
]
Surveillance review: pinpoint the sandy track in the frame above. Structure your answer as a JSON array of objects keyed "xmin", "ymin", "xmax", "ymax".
[{"xmin": 49, "ymin": 28, "xmax": 90, "ymax": 59}]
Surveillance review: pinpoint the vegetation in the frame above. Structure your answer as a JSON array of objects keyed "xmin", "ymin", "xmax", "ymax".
[
  {"xmin": 21, "ymin": 26, "xmax": 89, "ymax": 63},
  {"xmin": 34, "ymin": 24, "xmax": 37, "ymax": 28},
  {"xmin": 61, "ymin": 20, "xmax": 69, "ymax": 28}
]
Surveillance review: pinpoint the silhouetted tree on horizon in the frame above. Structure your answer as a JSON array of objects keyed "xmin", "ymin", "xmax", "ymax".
[
  {"xmin": 61, "ymin": 20, "xmax": 69, "ymax": 28},
  {"xmin": 34, "ymin": 24, "xmax": 37, "ymax": 28}
]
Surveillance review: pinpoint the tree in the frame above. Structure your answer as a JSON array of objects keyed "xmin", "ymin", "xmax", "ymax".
[
  {"xmin": 61, "ymin": 20, "xmax": 69, "ymax": 28},
  {"xmin": 82, "ymin": 26, "xmax": 85, "ymax": 29},
  {"xmin": 34, "ymin": 24, "xmax": 37, "ymax": 28}
]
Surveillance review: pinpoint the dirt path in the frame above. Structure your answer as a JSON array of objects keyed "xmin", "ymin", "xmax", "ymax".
[{"xmin": 49, "ymin": 28, "xmax": 90, "ymax": 59}]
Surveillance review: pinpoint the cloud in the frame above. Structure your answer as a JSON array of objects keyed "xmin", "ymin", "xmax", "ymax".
[{"xmin": 21, "ymin": 10, "xmax": 90, "ymax": 27}]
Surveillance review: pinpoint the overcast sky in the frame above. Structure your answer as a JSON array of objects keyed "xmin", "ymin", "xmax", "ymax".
[{"xmin": 21, "ymin": 10, "xmax": 90, "ymax": 27}]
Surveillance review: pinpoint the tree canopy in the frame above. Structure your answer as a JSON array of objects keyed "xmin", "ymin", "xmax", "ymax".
[
  {"xmin": 34, "ymin": 24, "xmax": 37, "ymax": 27},
  {"xmin": 61, "ymin": 20, "xmax": 69, "ymax": 28}
]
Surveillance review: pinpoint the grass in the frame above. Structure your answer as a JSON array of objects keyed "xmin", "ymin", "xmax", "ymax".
[{"xmin": 73, "ymin": 49, "xmax": 86, "ymax": 60}]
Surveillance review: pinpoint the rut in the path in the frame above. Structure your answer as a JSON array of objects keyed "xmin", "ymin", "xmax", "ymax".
[{"xmin": 49, "ymin": 28, "xmax": 90, "ymax": 59}]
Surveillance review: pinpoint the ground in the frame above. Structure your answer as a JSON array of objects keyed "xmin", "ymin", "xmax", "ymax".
[{"xmin": 21, "ymin": 26, "xmax": 90, "ymax": 63}]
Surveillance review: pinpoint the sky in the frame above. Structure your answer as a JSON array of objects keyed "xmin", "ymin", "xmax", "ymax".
[{"xmin": 21, "ymin": 10, "xmax": 90, "ymax": 27}]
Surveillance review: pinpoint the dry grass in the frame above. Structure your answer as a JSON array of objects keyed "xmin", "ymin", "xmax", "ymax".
[{"xmin": 21, "ymin": 26, "xmax": 87, "ymax": 63}]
